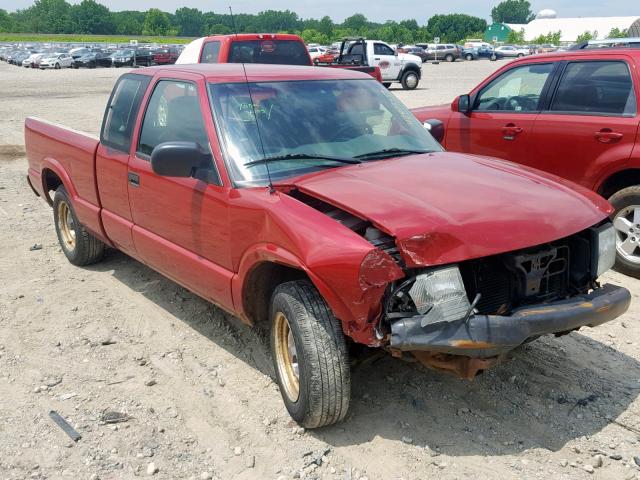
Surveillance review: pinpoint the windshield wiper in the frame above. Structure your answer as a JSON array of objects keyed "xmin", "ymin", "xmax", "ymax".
[
  {"xmin": 354, "ymin": 148, "xmax": 432, "ymax": 160},
  {"xmin": 244, "ymin": 153, "xmax": 361, "ymax": 168}
]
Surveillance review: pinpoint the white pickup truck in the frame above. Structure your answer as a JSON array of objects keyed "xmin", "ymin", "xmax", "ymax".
[{"xmin": 318, "ymin": 37, "xmax": 423, "ymax": 90}]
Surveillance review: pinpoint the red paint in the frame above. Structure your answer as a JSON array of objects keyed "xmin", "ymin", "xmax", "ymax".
[
  {"xmin": 25, "ymin": 64, "xmax": 612, "ymax": 348},
  {"xmin": 412, "ymin": 50, "xmax": 640, "ymax": 195}
]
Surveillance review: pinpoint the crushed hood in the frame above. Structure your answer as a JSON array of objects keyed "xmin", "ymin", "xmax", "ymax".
[{"xmin": 283, "ymin": 152, "xmax": 611, "ymax": 267}]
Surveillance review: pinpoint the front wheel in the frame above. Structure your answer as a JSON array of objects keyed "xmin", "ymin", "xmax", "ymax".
[
  {"xmin": 465, "ymin": 53, "xmax": 473, "ymax": 61},
  {"xmin": 609, "ymin": 186, "xmax": 640, "ymax": 278},
  {"xmin": 490, "ymin": 54, "xmax": 497, "ymax": 61},
  {"xmin": 270, "ymin": 280, "xmax": 350, "ymax": 428},
  {"xmin": 53, "ymin": 186, "xmax": 105, "ymax": 266},
  {"xmin": 400, "ymin": 70, "xmax": 419, "ymax": 90},
  {"xmin": 517, "ymin": 53, "xmax": 524, "ymax": 58},
  {"xmin": 54, "ymin": 63, "xmax": 61, "ymax": 69},
  {"xmin": 445, "ymin": 54, "xmax": 454, "ymax": 62}
]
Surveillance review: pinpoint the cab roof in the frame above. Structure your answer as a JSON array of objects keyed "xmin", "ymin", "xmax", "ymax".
[{"xmin": 135, "ymin": 63, "xmax": 373, "ymax": 83}]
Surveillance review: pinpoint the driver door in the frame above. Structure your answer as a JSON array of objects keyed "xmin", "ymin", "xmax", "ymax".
[
  {"xmin": 447, "ymin": 62, "xmax": 557, "ymax": 163},
  {"xmin": 372, "ymin": 42, "xmax": 401, "ymax": 82}
]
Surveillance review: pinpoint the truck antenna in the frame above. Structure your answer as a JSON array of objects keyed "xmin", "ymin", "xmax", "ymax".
[
  {"xmin": 229, "ymin": 6, "xmax": 238, "ymax": 39},
  {"xmin": 229, "ymin": 6, "xmax": 274, "ymax": 193}
]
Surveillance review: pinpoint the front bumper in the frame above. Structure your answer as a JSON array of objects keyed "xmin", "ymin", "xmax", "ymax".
[{"xmin": 390, "ymin": 284, "xmax": 630, "ymax": 358}]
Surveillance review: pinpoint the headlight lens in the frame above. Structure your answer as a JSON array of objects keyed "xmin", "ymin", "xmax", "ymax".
[
  {"xmin": 594, "ymin": 223, "xmax": 616, "ymax": 277},
  {"xmin": 408, "ymin": 265, "xmax": 470, "ymax": 326}
]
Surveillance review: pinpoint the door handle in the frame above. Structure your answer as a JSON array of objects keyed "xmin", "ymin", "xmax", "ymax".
[
  {"xmin": 502, "ymin": 124, "xmax": 523, "ymax": 140},
  {"xmin": 128, "ymin": 172, "xmax": 140, "ymax": 187},
  {"xmin": 374, "ymin": 57, "xmax": 380, "ymax": 60},
  {"xmin": 595, "ymin": 129, "xmax": 623, "ymax": 143}
]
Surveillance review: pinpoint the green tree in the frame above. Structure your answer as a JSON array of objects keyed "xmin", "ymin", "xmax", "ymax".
[
  {"xmin": 69, "ymin": 0, "xmax": 115, "ymax": 34},
  {"xmin": 607, "ymin": 27, "xmax": 629, "ymax": 38},
  {"xmin": 532, "ymin": 30, "xmax": 561, "ymax": 45},
  {"xmin": 318, "ymin": 15, "xmax": 334, "ymax": 36},
  {"xmin": 255, "ymin": 9, "xmax": 300, "ymax": 32},
  {"xmin": 342, "ymin": 13, "xmax": 368, "ymax": 32},
  {"xmin": 491, "ymin": 0, "xmax": 534, "ymax": 24},
  {"xmin": 21, "ymin": 0, "xmax": 73, "ymax": 33},
  {"xmin": 143, "ymin": 8, "xmax": 170, "ymax": 36},
  {"xmin": 576, "ymin": 30, "xmax": 597, "ymax": 43},
  {"xmin": 506, "ymin": 28, "xmax": 525, "ymax": 44},
  {"xmin": 299, "ymin": 28, "xmax": 329, "ymax": 45},
  {"xmin": 0, "ymin": 9, "xmax": 15, "ymax": 32},
  {"xmin": 174, "ymin": 7, "xmax": 204, "ymax": 36},
  {"xmin": 112, "ymin": 10, "xmax": 144, "ymax": 35},
  {"xmin": 426, "ymin": 14, "xmax": 487, "ymax": 43}
]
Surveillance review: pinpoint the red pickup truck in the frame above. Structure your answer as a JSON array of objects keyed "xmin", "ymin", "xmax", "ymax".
[
  {"xmin": 26, "ymin": 64, "xmax": 630, "ymax": 428},
  {"xmin": 176, "ymin": 33, "xmax": 383, "ymax": 83},
  {"xmin": 412, "ymin": 48, "xmax": 640, "ymax": 277}
]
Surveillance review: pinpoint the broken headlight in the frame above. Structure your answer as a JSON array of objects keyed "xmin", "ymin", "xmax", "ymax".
[
  {"xmin": 592, "ymin": 223, "xmax": 616, "ymax": 278},
  {"xmin": 407, "ymin": 265, "xmax": 471, "ymax": 327}
]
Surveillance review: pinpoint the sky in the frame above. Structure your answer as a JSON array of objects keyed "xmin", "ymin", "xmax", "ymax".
[{"xmin": 5, "ymin": 0, "xmax": 639, "ymax": 23}]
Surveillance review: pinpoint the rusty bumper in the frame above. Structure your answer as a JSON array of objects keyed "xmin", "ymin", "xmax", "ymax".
[{"xmin": 390, "ymin": 284, "xmax": 631, "ymax": 358}]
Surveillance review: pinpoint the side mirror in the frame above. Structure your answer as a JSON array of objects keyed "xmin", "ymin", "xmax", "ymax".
[
  {"xmin": 151, "ymin": 142, "xmax": 211, "ymax": 178},
  {"xmin": 423, "ymin": 119, "xmax": 445, "ymax": 143},
  {"xmin": 452, "ymin": 94, "xmax": 471, "ymax": 114}
]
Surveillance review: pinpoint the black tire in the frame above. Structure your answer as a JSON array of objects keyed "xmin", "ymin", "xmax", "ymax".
[
  {"xmin": 382, "ymin": 82, "xmax": 392, "ymax": 89},
  {"xmin": 53, "ymin": 186, "xmax": 105, "ymax": 266},
  {"xmin": 517, "ymin": 53, "xmax": 524, "ymax": 58},
  {"xmin": 54, "ymin": 63, "xmax": 61, "ymax": 69},
  {"xmin": 270, "ymin": 280, "xmax": 350, "ymax": 428},
  {"xmin": 490, "ymin": 54, "xmax": 497, "ymax": 61},
  {"xmin": 608, "ymin": 186, "xmax": 640, "ymax": 278},
  {"xmin": 400, "ymin": 70, "xmax": 419, "ymax": 90},
  {"xmin": 445, "ymin": 54, "xmax": 454, "ymax": 62},
  {"xmin": 465, "ymin": 53, "xmax": 474, "ymax": 61}
]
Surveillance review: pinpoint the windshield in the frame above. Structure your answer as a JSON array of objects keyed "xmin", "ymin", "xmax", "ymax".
[
  {"xmin": 209, "ymin": 79, "xmax": 442, "ymax": 186},
  {"xmin": 228, "ymin": 40, "xmax": 309, "ymax": 66}
]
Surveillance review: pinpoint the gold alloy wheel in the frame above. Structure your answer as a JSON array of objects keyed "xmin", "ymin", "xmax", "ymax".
[
  {"xmin": 274, "ymin": 312, "xmax": 300, "ymax": 402},
  {"xmin": 57, "ymin": 201, "xmax": 76, "ymax": 250}
]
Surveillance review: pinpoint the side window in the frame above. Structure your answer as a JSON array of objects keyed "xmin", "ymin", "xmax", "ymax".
[
  {"xmin": 373, "ymin": 43, "xmax": 394, "ymax": 56},
  {"xmin": 475, "ymin": 63, "xmax": 553, "ymax": 112},
  {"xmin": 100, "ymin": 74, "xmax": 151, "ymax": 152},
  {"xmin": 550, "ymin": 61, "xmax": 637, "ymax": 116},
  {"xmin": 200, "ymin": 41, "xmax": 220, "ymax": 63},
  {"xmin": 138, "ymin": 80, "xmax": 210, "ymax": 157}
]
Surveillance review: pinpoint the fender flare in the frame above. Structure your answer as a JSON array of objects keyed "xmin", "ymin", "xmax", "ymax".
[
  {"xmin": 398, "ymin": 63, "xmax": 422, "ymax": 81},
  {"xmin": 40, "ymin": 157, "xmax": 79, "ymax": 205},
  {"xmin": 231, "ymin": 243, "xmax": 352, "ymax": 324}
]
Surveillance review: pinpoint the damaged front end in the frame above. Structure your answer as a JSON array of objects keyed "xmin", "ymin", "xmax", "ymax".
[{"xmin": 381, "ymin": 222, "xmax": 630, "ymax": 378}]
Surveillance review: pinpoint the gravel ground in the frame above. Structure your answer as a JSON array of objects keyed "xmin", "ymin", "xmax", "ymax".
[{"xmin": 2, "ymin": 60, "xmax": 640, "ymax": 480}]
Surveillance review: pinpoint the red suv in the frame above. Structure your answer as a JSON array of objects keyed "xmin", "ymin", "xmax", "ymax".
[{"xmin": 413, "ymin": 48, "xmax": 640, "ymax": 276}]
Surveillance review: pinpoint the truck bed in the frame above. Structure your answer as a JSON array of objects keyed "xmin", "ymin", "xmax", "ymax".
[{"xmin": 25, "ymin": 117, "xmax": 107, "ymax": 243}]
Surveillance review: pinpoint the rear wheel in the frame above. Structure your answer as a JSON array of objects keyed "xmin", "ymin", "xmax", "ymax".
[
  {"xmin": 270, "ymin": 280, "xmax": 350, "ymax": 428},
  {"xmin": 609, "ymin": 186, "xmax": 640, "ymax": 278},
  {"xmin": 54, "ymin": 63, "xmax": 60, "ymax": 69},
  {"xmin": 517, "ymin": 53, "xmax": 524, "ymax": 58},
  {"xmin": 53, "ymin": 186, "xmax": 105, "ymax": 266},
  {"xmin": 445, "ymin": 54, "xmax": 454, "ymax": 62},
  {"xmin": 400, "ymin": 70, "xmax": 419, "ymax": 90},
  {"xmin": 490, "ymin": 54, "xmax": 497, "ymax": 61}
]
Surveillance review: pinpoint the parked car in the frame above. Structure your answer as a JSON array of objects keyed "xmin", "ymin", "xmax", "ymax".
[
  {"xmin": 111, "ymin": 49, "xmax": 153, "ymax": 67},
  {"xmin": 313, "ymin": 48, "xmax": 340, "ymax": 64},
  {"xmin": 307, "ymin": 45, "xmax": 327, "ymax": 60},
  {"xmin": 25, "ymin": 64, "xmax": 629, "ymax": 428},
  {"xmin": 22, "ymin": 53, "xmax": 43, "ymax": 68},
  {"xmin": 424, "ymin": 44, "xmax": 461, "ymax": 62},
  {"xmin": 152, "ymin": 47, "xmax": 180, "ymax": 65},
  {"xmin": 73, "ymin": 52, "xmax": 113, "ymax": 68},
  {"xmin": 39, "ymin": 53, "xmax": 73, "ymax": 69},
  {"xmin": 536, "ymin": 44, "xmax": 558, "ymax": 53},
  {"xmin": 412, "ymin": 48, "xmax": 640, "ymax": 276},
  {"xmin": 494, "ymin": 45, "xmax": 529, "ymax": 57},
  {"xmin": 462, "ymin": 45, "xmax": 504, "ymax": 61},
  {"xmin": 397, "ymin": 46, "xmax": 428, "ymax": 62},
  {"xmin": 69, "ymin": 47, "xmax": 91, "ymax": 59},
  {"xmin": 177, "ymin": 34, "xmax": 383, "ymax": 83}
]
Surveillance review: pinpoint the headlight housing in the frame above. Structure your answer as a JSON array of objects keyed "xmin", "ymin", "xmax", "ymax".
[
  {"xmin": 592, "ymin": 223, "xmax": 616, "ymax": 277},
  {"xmin": 408, "ymin": 265, "xmax": 470, "ymax": 326}
]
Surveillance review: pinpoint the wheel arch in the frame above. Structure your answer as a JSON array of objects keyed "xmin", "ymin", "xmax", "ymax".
[
  {"xmin": 399, "ymin": 63, "xmax": 422, "ymax": 80},
  {"xmin": 41, "ymin": 160, "xmax": 77, "ymax": 206},
  {"xmin": 233, "ymin": 245, "xmax": 352, "ymax": 327},
  {"xmin": 597, "ymin": 169, "xmax": 640, "ymax": 200}
]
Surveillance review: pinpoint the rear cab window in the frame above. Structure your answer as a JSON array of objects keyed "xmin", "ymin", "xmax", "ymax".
[
  {"xmin": 550, "ymin": 60, "xmax": 637, "ymax": 116},
  {"xmin": 227, "ymin": 40, "xmax": 309, "ymax": 65},
  {"xmin": 200, "ymin": 40, "xmax": 220, "ymax": 63},
  {"xmin": 100, "ymin": 73, "xmax": 151, "ymax": 152}
]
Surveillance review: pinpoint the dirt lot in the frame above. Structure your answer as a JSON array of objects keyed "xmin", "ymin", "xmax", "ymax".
[{"xmin": 2, "ymin": 60, "xmax": 640, "ymax": 480}]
